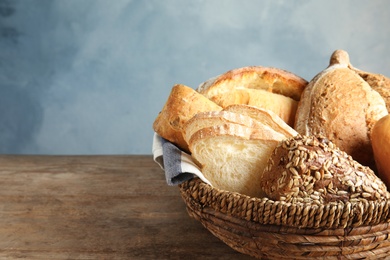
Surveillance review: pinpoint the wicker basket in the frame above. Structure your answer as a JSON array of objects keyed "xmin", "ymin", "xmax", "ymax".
[{"xmin": 179, "ymin": 178, "xmax": 390, "ymax": 259}]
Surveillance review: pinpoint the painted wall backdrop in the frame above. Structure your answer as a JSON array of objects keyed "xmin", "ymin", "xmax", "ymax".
[{"xmin": 1, "ymin": 0, "xmax": 389, "ymax": 155}]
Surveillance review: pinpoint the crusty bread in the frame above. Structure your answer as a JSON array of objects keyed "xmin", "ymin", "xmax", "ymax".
[
  {"xmin": 197, "ymin": 66, "xmax": 307, "ymax": 126},
  {"xmin": 153, "ymin": 84, "xmax": 222, "ymax": 152},
  {"xmin": 260, "ymin": 135, "xmax": 389, "ymax": 205},
  {"xmin": 223, "ymin": 104, "xmax": 298, "ymax": 137},
  {"xmin": 353, "ymin": 68, "xmax": 390, "ymax": 112},
  {"xmin": 183, "ymin": 110, "xmax": 263, "ymax": 145},
  {"xmin": 371, "ymin": 115, "xmax": 390, "ymax": 189},
  {"xmin": 294, "ymin": 50, "xmax": 388, "ymax": 168},
  {"xmin": 188, "ymin": 123, "xmax": 286, "ymax": 198}
]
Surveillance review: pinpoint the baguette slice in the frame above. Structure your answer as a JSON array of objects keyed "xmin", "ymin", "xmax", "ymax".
[
  {"xmin": 223, "ymin": 104, "xmax": 298, "ymax": 137},
  {"xmin": 189, "ymin": 123, "xmax": 285, "ymax": 198},
  {"xmin": 153, "ymin": 84, "xmax": 222, "ymax": 152},
  {"xmin": 183, "ymin": 110, "xmax": 264, "ymax": 145}
]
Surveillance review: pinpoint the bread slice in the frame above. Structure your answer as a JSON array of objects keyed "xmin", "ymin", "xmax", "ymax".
[
  {"xmin": 183, "ymin": 110, "xmax": 264, "ymax": 145},
  {"xmin": 153, "ymin": 84, "xmax": 222, "ymax": 152},
  {"xmin": 188, "ymin": 123, "xmax": 285, "ymax": 198},
  {"xmin": 223, "ymin": 104, "xmax": 298, "ymax": 137}
]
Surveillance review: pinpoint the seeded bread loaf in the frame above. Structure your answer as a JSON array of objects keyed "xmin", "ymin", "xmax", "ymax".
[
  {"xmin": 153, "ymin": 84, "xmax": 222, "ymax": 152},
  {"xmin": 189, "ymin": 123, "xmax": 286, "ymax": 198},
  {"xmin": 294, "ymin": 50, "xmax": 388, "ymax": 168},
  {"xmin": 260, "ymin": 135, "xmax": 390, "ymax": 205},
  {"xmin": 197, "ymin": 66, "xmax": 308, "ymax": 126}
]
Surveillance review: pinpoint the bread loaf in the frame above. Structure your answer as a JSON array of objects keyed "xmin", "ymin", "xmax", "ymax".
[
  {"xmin": 260, "ymin": 135, "xmax": 390, "ymax": 205},
  {"xmin": 197, "ymin": 66, "xmax": 308, "ymax": 126},
  {"xmin": 353, "ymin": 68, "xmax": 390, "ymax": 112},
  {"xmin": 153, "ymin": 84, "xmax": 222, "ymax": 152},
  {"xmin": 371, "ymin": 114, "xmax": 390, "ymax": 189},
  {"xmin": 189, "ymin": 123, "xmax": 286, "ymax": 198},
  {"xmin": 294, "ymin": 50, "xmax": 388, "ymax": 168}
]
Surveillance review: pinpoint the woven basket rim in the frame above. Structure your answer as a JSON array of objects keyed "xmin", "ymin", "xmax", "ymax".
[{"xmin": 179, "ymin": 178, "xmax": 390, "ymax": 230}]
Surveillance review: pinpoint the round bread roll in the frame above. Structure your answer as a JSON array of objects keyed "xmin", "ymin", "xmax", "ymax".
[
  {"xmin": 371, "ymin": 114, "xmax": 390, "ymax": 189},
  {"xmin": 197, "ymin": 66, "xmax": 308, "ymax": 126},
  {"xmin": 294, "ymin": 50, "xmax": 388, "ymax": 168},
  {"xmin": 260, "ymin": 135, "xmax": 389, "ymax": 205}
]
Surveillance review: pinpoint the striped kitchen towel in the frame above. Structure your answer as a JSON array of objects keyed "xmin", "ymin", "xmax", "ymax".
[{"xmin": 152, "ymin": 133, "xmax": 211, "ymax": 186}]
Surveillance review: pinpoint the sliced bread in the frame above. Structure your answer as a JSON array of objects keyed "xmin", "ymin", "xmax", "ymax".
[{"xmin": 188, "ymin": 123, "xmax": 285, "ymax": 198}]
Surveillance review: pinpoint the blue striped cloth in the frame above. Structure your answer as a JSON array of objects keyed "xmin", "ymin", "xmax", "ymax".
[{"xmin": 152, "ymin": 133, "xmax": 211, "ymax": 186}]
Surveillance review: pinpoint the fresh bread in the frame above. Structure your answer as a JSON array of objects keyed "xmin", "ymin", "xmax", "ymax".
[
  {"xmin": 205, "ymin": 88, "xmax": 299, "ymax": 126},
  {"xmin": 352, "ymin": 68, "xmax": 390, "ymax": 112},
  {"xmin": 371, "ymin": 114, "xmax": 390, "ymax": 189},
  {"xmin": 197, "ymin": 66, "xmax": 308, "ymax": 126},
  {"xmin": 153, "ymin": 84, "xmax": 222, "ymax": 152},
  {"xmin": 260, "ymin": 135, "xmax": 390, "ymax": 205},
  {"xmin": 223, "ymin": 104, "xmax": 298, "ymax": 137},
  {"xmin": 294, "ymin": 50, "xmax": 388, "ymax": 168},
  {"xmin": 183, "ymin": 110, "xmax": 264, "ymax": 145},
  {"xmin": 188, "ymin": 123, "xmax": 286, "ymax": 198}
]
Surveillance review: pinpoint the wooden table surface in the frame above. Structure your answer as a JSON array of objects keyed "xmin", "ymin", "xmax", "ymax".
[{"xmin": 0, "ymin": 155, "xmax": 253, "ymax": 259}]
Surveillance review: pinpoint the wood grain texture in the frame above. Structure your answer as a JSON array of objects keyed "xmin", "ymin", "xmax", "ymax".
[{"xmin": 0, "ymin": 155, "xmax": 253, "ymax": 259}]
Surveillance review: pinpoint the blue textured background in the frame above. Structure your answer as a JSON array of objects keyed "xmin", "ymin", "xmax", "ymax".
[{"xmin": 1, "ymin": 0, "xmax": 389, "ymax": 154}]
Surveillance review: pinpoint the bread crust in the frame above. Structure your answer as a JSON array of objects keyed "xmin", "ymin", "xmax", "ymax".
[{"xmin": 153, "ymin": 84, "xmax": 222, "ymax": 152}]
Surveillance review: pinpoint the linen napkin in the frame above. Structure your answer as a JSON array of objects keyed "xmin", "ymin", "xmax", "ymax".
[{"xmin": 152, "ymin": 133, "xmax": 211, "ymax": 186}]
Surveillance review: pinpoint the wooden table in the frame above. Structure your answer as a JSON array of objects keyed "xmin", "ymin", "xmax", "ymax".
[{"xmin": 0, "ymin": 155, "xmax": 253, "ymax": 259}]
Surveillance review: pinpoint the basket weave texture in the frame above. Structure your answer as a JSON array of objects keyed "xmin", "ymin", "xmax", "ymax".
[{"xmin": 179, "ymin": 178, "xmax": 390, "ymax": 259}]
